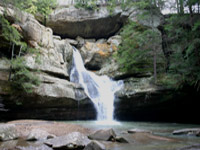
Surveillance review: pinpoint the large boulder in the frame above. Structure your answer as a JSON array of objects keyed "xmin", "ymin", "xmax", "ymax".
[
  {"xmin": 88, "ymin": 128, "xmax": 116, "ymax": 141},
  {"xmin": 0, "ymin": 124, "xmax": 19, "ymax": 141},
  {"xmin": 44, "ymin": 132, "xmax": 90, "ymax": 149},
  {"xmin": 26, "ymin": 129, "xmax": 55, "ymax": 141},
  {"xmin": 84, "ymin": 141, "xmax": 106, "ymax": 150},
  {"xmin": 46, "ymin": 6, "xmax": 128, "ymax": 39}
]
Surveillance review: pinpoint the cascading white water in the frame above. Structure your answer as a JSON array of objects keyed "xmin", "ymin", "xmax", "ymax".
[{"xmin": 70, "ymin": 47, "xmax": 123, "ymax": 122}]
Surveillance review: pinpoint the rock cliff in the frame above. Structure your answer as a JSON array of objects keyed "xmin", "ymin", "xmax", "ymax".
[{"xmin": 0, "ymin": 3, "xmax": 199, "ymax": 123}]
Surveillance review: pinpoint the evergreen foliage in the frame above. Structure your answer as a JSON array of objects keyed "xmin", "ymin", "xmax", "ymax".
[
  {"xmin": 164, "ymin": 15, "xmax": 200, "ymax": 90},
  {"xmin": 11, "ymin": 56, "xmax": 41, "ymax": 93},
  {"xmin": 0, "ymin": 0, "xmax": 45, "ymax": 93},
  {"xmin": 116, "ymin": 21, "xmax": 164, "ymax": 75},
  {"xmin": 1, "ymin": 0, "xmax": 57, "ymax": 25}
]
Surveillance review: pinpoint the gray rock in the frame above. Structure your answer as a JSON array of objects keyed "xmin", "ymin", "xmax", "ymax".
[
  {"xmin": 44, "ymin": 132, "xmax": 90, "ymax": 149},
  {"xmin": 46, "ymin": 6, "xmax": 127, "ymax": 39},
  {"xmin": 173, "ymin": 128, "xmax": 200, "ymax": 136},
  {"xmin": 0, "ymin": 140, "xmax": 18, "ymax": 149},
  {"xmin": 115, "ymin": 136, "xmax": 129, "ymax": 143},
  {"xmin": 26, "ymin": 129, "xmax": 55, "ymax": 141},
  {"xmin": 16, "ymin": 145, "xmax": 53, "ymax": 150},
  {"xmin": 0, "ymin": 124, "xmax": 18, "ymax": 141},
  {"xmin": 64, "ymin": 38, "xmax": 78, "ymax": 46},
  {"xmin": 129, "ymin": 8, "xmax": 163, "ymax": 28},
  {"xmin": 88, "ymin": 128, "xmax": 116, "ymax": 141},
  {"xmin": 80, "ymin": 41, "xmax": 113, "ymax": 71},
  {"xmin": 128, "ymin": 129, "xmax": 152, "ymax": 134},
  {"xmin": 20, "ymin": 17, "xmax": 54, "ymax": 48},
  {"xmin": 107, "ymin": 35, "xmax": 122, "ymax": 47},
  {"xmin": 84, "ymin": 140, "xmax": 106, "ymax": 150},
  {"xmin": 178, "ymin": 144, "xmax": 200, "ymax": 150},
  {"xmin": 0, "ymin": 5, "xmax": 54, "ymax": 49},
  {"xmin": 96, "ymin": 39, "xmax": 106, "ymax": 44}
]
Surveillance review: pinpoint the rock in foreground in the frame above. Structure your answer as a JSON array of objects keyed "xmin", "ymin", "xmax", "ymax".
[
  {"xmin": 173, "ymin": 128, "xmax": 200, "ymax": 136},
  {"xmin": 88, "ymin": 128, "xmax": 116, "ymax": 141},
  {"xmin": 84, "ymin": 141, "xmax": 106, "ymax": 150},
  {"xmin": 44, "ymin": 132, "xmax": 90, "ymax": 149},
  {"xmin": 26, "ymin": 129, "xmax": 55, "ymax": 141},
  {"xmin": 0, "ymin": 124, "xmax": 19, "ymax": 141}
]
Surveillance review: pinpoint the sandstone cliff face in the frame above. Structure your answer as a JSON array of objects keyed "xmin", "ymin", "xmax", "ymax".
[{"xmin": 0, "ymin": 3, "xmax": 185, "ymax": 121}]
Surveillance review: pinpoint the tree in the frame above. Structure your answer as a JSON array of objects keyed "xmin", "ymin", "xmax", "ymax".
[
  {"xmin": 35, "ymin": 0, "xmax": 57, "ymax": 26},
  {"xmin": 0, "ymin": 1, "xmax": 42, "ymax": 93},
  {"xmin": 115, "ymin": 0, "xmax": 165, "ymax": 83}
]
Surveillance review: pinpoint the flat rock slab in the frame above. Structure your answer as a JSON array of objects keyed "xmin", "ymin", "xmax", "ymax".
[
  {"xmin": 88, "ymin": 128, "xmax": 116, "ymax": 141},
  {"xmin": 128, "ymin": 129, "xmax": 152, "ymax": 134},
  {"xmin": 44, "ymin": 132, "xmax": 90, "ymax": 149},
  {"xmin": 173, "ymin": 128, "xmax": 200, "ymax": 136},
  {"xmin": 0, "ymin": 124, "xmax": 19, "ymax": 141}
]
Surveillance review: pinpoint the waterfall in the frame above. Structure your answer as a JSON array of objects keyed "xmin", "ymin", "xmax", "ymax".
[{"xmin": 70, "ymin": 47, "xmax": 123, "ymax": 122}]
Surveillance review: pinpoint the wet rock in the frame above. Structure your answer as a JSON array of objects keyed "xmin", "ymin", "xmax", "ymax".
[
  {"xmin": 0, "ymin": 124, "xmax": 18, "ymax": 141},
  {"xmin": 88, "ymin": 128, "xmax": 116, "ymax": 141},
  {"xmin": 84, "ymin": 140, "xmax": 106, "ymax": 150},
  {"xmin": 115, "ymin": 136, "xmax": 129, "ymax": 143},
  {"xmin": 128, "ymin": 129, "xmax": 152, "ymax": 134},
  {"xmin": 173, "ymin": 128, "xmax": 200, "ymax": 136},
  {"xmin": 26, "ymin": 129, "xmax": 55, "ymax": 141},
  {"xmin": 44, "ymin": 132, "xmax": 90, "ymax": 149}
]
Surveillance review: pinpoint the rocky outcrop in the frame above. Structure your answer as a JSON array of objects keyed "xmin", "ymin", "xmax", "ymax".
[
  {"xmin": 45, "ymin": 6, "xmax": 128, "ymax": 39},
  {"xmin": 0, "ymin": 5, "xmax": 96, "ymax": 120}
]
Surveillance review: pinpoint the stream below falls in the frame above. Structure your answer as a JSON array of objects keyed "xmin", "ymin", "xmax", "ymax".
[{"xmin": 0, "ymin": 121, "xmax": 199, "ymax": 150}]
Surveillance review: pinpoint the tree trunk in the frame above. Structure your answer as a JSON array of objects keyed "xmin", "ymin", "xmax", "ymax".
[
  {"xmin": 8, "ymin": 43, "xmax": 15, "ymax": 81},
  {"xmin": 44, "ymin": 16, "xmax": 47, "ymax": 26},
  {"xmin": 154, "ymin": 49, "xmax": 157, "ymax": 83},
  {"xmin": 176, "ymin": 0, "xmax": 180, "ymax": 14},
  {"xmin": 188, "ymin": 4, "xmax": 194, "ymax": 26},
  {"xmin": 179, "ymin": 0, "xmax": 184, "ymax": 14}
]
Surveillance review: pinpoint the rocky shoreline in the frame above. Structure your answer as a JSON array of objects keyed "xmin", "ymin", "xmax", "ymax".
[{"xmin": 1, "ymin": 120, "xmax": 200, "ymax": 150}]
